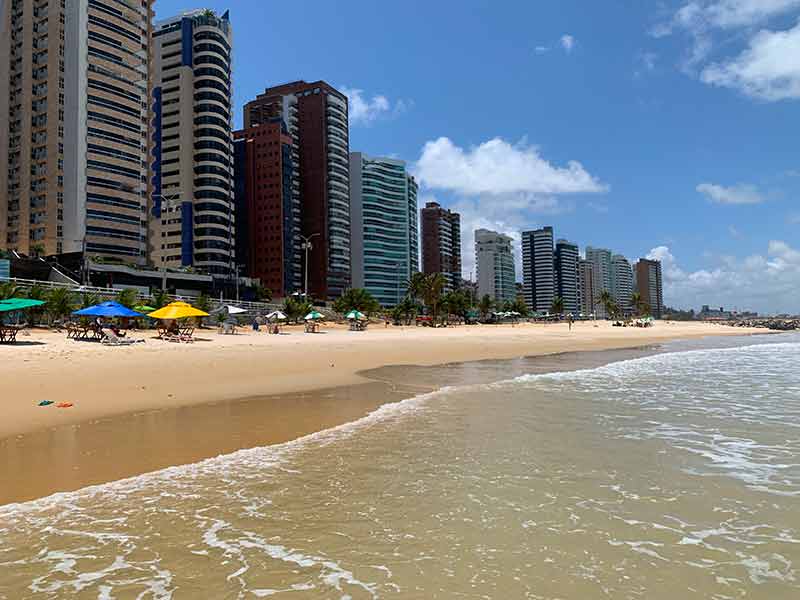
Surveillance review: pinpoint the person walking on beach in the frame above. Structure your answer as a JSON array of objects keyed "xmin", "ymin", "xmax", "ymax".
[{"xmin": 568, "ymin": 314, "xmax": 574, "ymax": 331}]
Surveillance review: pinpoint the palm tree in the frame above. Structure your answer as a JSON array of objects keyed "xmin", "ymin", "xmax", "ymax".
[
  {"xmin": 630, "ymin": 292, "xmax": 649, "ymax": 317},
  {"xmin": 195, "ymin": 293, "xmax": 212, "ymax": 313},
  {"xmin": 251, "ymin": 284, "xmax": 272, "ymax": 303},
  {"xmin": 420, "ymin": 273, "xmax": 446, "ymax": 325},
  {"xmin": 391, "ymin": 297, "xmax": 417, "ymax": 325},
  {"xmin": 405, "ymin": 271, "xmax": 428, "ymax": 304},
  {"xmin": 478, "ymin": 294, "xmax": 494, "ymax": 320},
  {"xmin": 511, "ymin": 296, "xmax": 530, "ymax": 318},
  {"xmin": 26, "ymin": 283, "xmax": 47, "ymax": 326},
  {"xmin": 441, "ymin": 289, "xmax": 470, "ymax": 323},
  {"xmin": 80, "ymin": 291, "xmax": 100, "ymax": 309},
  {"xmin": 152, "ymin": 289, "xmax": 170, "ymax": 309},
  {"xmin": 551, "ymin": 296, "xmax": 565, "ymax": 315},
  {"xmin": 597, "ymin": 290, "xmax": 618, "ymax": 320},
  {"xmin": 283, "ymin": 296, "xmax": 312, "ymax": 324},
  {"xmin": 46, "ymin": 287, "xmax": 75, "ymax": 324},
  {"xmin": 117, "ymin": 288, "xmax": 138, "ymax": 309},
  {"xmin": 333, "ymin": 288, "xmax": 381, "ymax": 316},
  {"xmin": 0, "ymin": 281, "xmax": 20, "ymax": 300}
]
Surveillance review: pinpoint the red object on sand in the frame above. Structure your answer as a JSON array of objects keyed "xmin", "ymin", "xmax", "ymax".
[{"xmin": 56, "ymin": 402, "xmax": 74, "ymax": 409}]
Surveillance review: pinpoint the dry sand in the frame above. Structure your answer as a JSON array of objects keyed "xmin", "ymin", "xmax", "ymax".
[{"xmin": 1, "ymin": 320, "xmax": 759, "ymax": 440}]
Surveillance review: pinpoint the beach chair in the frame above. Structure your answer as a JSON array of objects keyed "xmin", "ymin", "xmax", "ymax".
[
  {"xmin": 100, "ymin": 328, "xmax": 142, "ymax": 346},
  {"xmin": 0, "ymin": 324, "xmax": 23, "ymax": 344},
  {"xmin": 163, "ymin": 325, "xmax": 195, "ymax": 343}
]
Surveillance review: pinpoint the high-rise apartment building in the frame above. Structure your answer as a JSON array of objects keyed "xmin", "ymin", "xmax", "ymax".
[
  {"xmin": 1, "ymin": 0, "xmax": 154, "ymax": 262},
  {"xmin": 475, "ymin": 229, "xmax": 515, "ymax": 305},
  {"xmin": 555, "ymin": 239, "xmax": 580, "ymax": 315},
  {"xmin": 635, "ymin": 258, "xmax": 664, "ymax": 318},
  {"xmin": 421, "ymin": 201, "xmax": 461, "ymax": 291},
  {"xmin": 579, "ymin": 258, "xmax": 595, "ymax": 316},
  {"xmin": 521, "ymin": 227, "xmax": 555, "ymax": 313},
  {"xmin": 611, "ymin": 254, "xmax": 633, "ymax": 314},
  {"xmin": 233, "ymin": 119, "xmax": 294, "ymax": 297},
  {"xmin": 585, "ymin": 246, "xmax": 612, "ymax": 317},
  {"xmin": 349, "ymin": 152, "xmax": 418, "ymax": 306},
  {"xmin": 150, "ymin": 9, "xmax": 234, "ymax": 278},
  {"xmin": 244, "ymin": 80, "xmax": 350, "ymax": 300}
]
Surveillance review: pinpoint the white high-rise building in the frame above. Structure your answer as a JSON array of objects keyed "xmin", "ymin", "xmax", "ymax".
[
  {"xmin": 579, "ymin": 258, "xmax": 595, "ymax": 316},
  {"xmin": 475, "ymin": 229, "xmax": 516, "ymax": 305},
  {"xmin": 586, "ymin": 246, "xmax": 612, "ymax": 317},
  {"xmin": 150, "ymin": 9, "xmax": 235, "ymax": 278},
  {"xmin": 521, "ymin": 227, "xmax": 554, "ymax": 313},
  {"xmin": 611, "ymin": 254, "xmax": 633, "ymax": 314}
]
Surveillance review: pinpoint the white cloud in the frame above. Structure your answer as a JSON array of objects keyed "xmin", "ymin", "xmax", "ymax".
[
  {"xmin": 659, "ymin": 0, "xmax": 800, "ymax": 35},
  {"xmin": 340, "ymin": 87, "xmax": 410, "ymax": 125},
  {"xmin": 696, "ymin": 182, "xmax": 765, "ymax": 204},
  {"xmin": 415, "ymin": 137, "xmax": 607, "ymax": 196},
  {"xmin": 700, "ymin": 21, "xmax": 800, "ymax": 100},
  {"xmin": 415, "ymin": 137, "xmax": 606, "ymax": 280},
  {"xmin": 560, "ymin": 34, "xmax": 576, "ymax": 53},
  {"xmin": 649, "ymin": 242, "xmax": 800, "ymax": 313},
  {"xmin": 654, "ymin": 1, "xmax": 800, "ymax": 97},
  {"xmin": 534, "ymin": 46, "xmax": 550, "ymax": 55},
  {"xmin": 676, "ymin": 0, "xmax": 800, "ymax": 30}
]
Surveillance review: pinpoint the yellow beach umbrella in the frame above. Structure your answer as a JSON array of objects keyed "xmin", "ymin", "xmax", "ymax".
[{"xmin": 147, "ymin": 301, "xmax": 209, "ymax": 320}]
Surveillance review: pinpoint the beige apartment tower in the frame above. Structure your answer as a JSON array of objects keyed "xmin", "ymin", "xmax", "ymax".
[
  {"xmin": 1, "ymin": 0, "xmax": 154, "ymax": 262},
  {"xmin": 150, "ymin": 9, "xmax": 235, "ymax": 278}
]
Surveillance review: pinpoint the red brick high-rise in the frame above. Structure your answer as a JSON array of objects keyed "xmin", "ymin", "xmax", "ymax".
[
  {"xmin": 421, "ymin": 201, "xmax": 462, "ymax": 291},
  {"xmin": 243, "ymin": 81, "xmax": 350, "ymax": 300},
  {"xmin": 233, "ymin": 121, "xmax": 294, "ymax": 297}
]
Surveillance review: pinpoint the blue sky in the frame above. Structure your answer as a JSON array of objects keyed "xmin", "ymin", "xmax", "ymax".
[{"xmin": 155, "ymin": 1, "xmax": 800, "ymax": 314}]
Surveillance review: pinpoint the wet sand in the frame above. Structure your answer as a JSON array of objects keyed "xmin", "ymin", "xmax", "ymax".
[
  {"xmin": 0, "ymin": 322, "xmax": 763, "ymax": 505},
  {"xmin": 1, "ymin": 345, "xmax": 677, "ymax": 505}
]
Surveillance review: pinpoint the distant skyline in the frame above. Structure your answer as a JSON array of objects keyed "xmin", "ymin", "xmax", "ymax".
[{"xmin": 154, "ymin": 1, "xmax": 800, "ymax": 314}]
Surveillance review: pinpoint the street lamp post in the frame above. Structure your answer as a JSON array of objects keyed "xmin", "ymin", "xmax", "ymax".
[
  {"xmin": 72, "ymin": 237, "xmax": 89, "ymax": 286},
  {"xmin": 300, "ymin": 233, "xmax": 319, "ymax": 301},
  {"xmin": 152, "ymin": 193, "xmax": 183, "ymax": 291},
  {"xmin": 234, "ymin": 263, "xmax": 245, "ymax": 301}
]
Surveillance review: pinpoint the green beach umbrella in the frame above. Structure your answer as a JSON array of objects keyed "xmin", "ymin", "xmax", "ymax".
[
  {"xmin": 133, "ymin": 305, "xmax": 156, "ymax": 314},
  {"xmin": 345, "ymin": 309, "xmax": 366, "ymax": 321},
  {"xmin": 0, "ymin": 298, "xmax": 46, "ymax": 312},
  {"xmin": 304, "ymin": 310, "xmax": 324, "ymax": 321}
]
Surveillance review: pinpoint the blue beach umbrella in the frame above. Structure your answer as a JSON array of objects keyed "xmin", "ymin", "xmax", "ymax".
[{"xmin": 73, "ymin": 301, "xmax": 144, "ymax": 318}]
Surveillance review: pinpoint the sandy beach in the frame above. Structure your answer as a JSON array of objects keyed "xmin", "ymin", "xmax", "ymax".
[
  {"xmin": 0, "ymin": 320, "xmax": 765, "ymax": 504},
  {"xmin": 1, "ymin": 320, "xmax": 759, "ymax": 441}
]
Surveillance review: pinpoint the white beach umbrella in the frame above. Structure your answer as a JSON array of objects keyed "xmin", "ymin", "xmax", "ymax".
[
  {"xmin": 225, "ymin": 305, "xmax": 247, "ymax": 315},
  {"xmin": 267, "ymin": 310, "xmax": 287, "ymax": 321}
]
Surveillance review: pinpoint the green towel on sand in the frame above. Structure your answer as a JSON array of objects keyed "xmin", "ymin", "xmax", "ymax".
[{"xmin": 38, "ymin": 400, "xmax": 54, "ymax": 407}]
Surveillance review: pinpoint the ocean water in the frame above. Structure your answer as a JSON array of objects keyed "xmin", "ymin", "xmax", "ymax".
[{"xmin": 1, "ymin": 336, "xmax": 799, "ymax": 599}]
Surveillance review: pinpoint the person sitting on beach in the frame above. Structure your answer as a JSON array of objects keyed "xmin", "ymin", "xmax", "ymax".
[{"xmin": 165, "ymin": 320, "xmax": 180, "ymax": 336}]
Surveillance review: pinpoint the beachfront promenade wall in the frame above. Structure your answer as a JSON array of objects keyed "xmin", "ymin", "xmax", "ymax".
[{"xmin": 0, "ymin": 276, "xmax": 281, "ymax": 314}]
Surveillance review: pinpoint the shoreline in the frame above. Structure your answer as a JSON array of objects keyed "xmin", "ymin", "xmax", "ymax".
[
  {"xmin": 0, "ymin": 321, "xmax": 761, "ymax": 440},
  {"xmin": 0, "ymin": 321, "xmax": 773, "ymax": 505}
]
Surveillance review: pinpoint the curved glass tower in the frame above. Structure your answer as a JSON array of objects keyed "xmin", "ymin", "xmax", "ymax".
[
  {"xmin": 150, "ymin": 9, "xmax": 234, "ymax": 278},
  {"xmin": 349, "ymin": 153, "xmax": 418, "ymax": 306}
]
